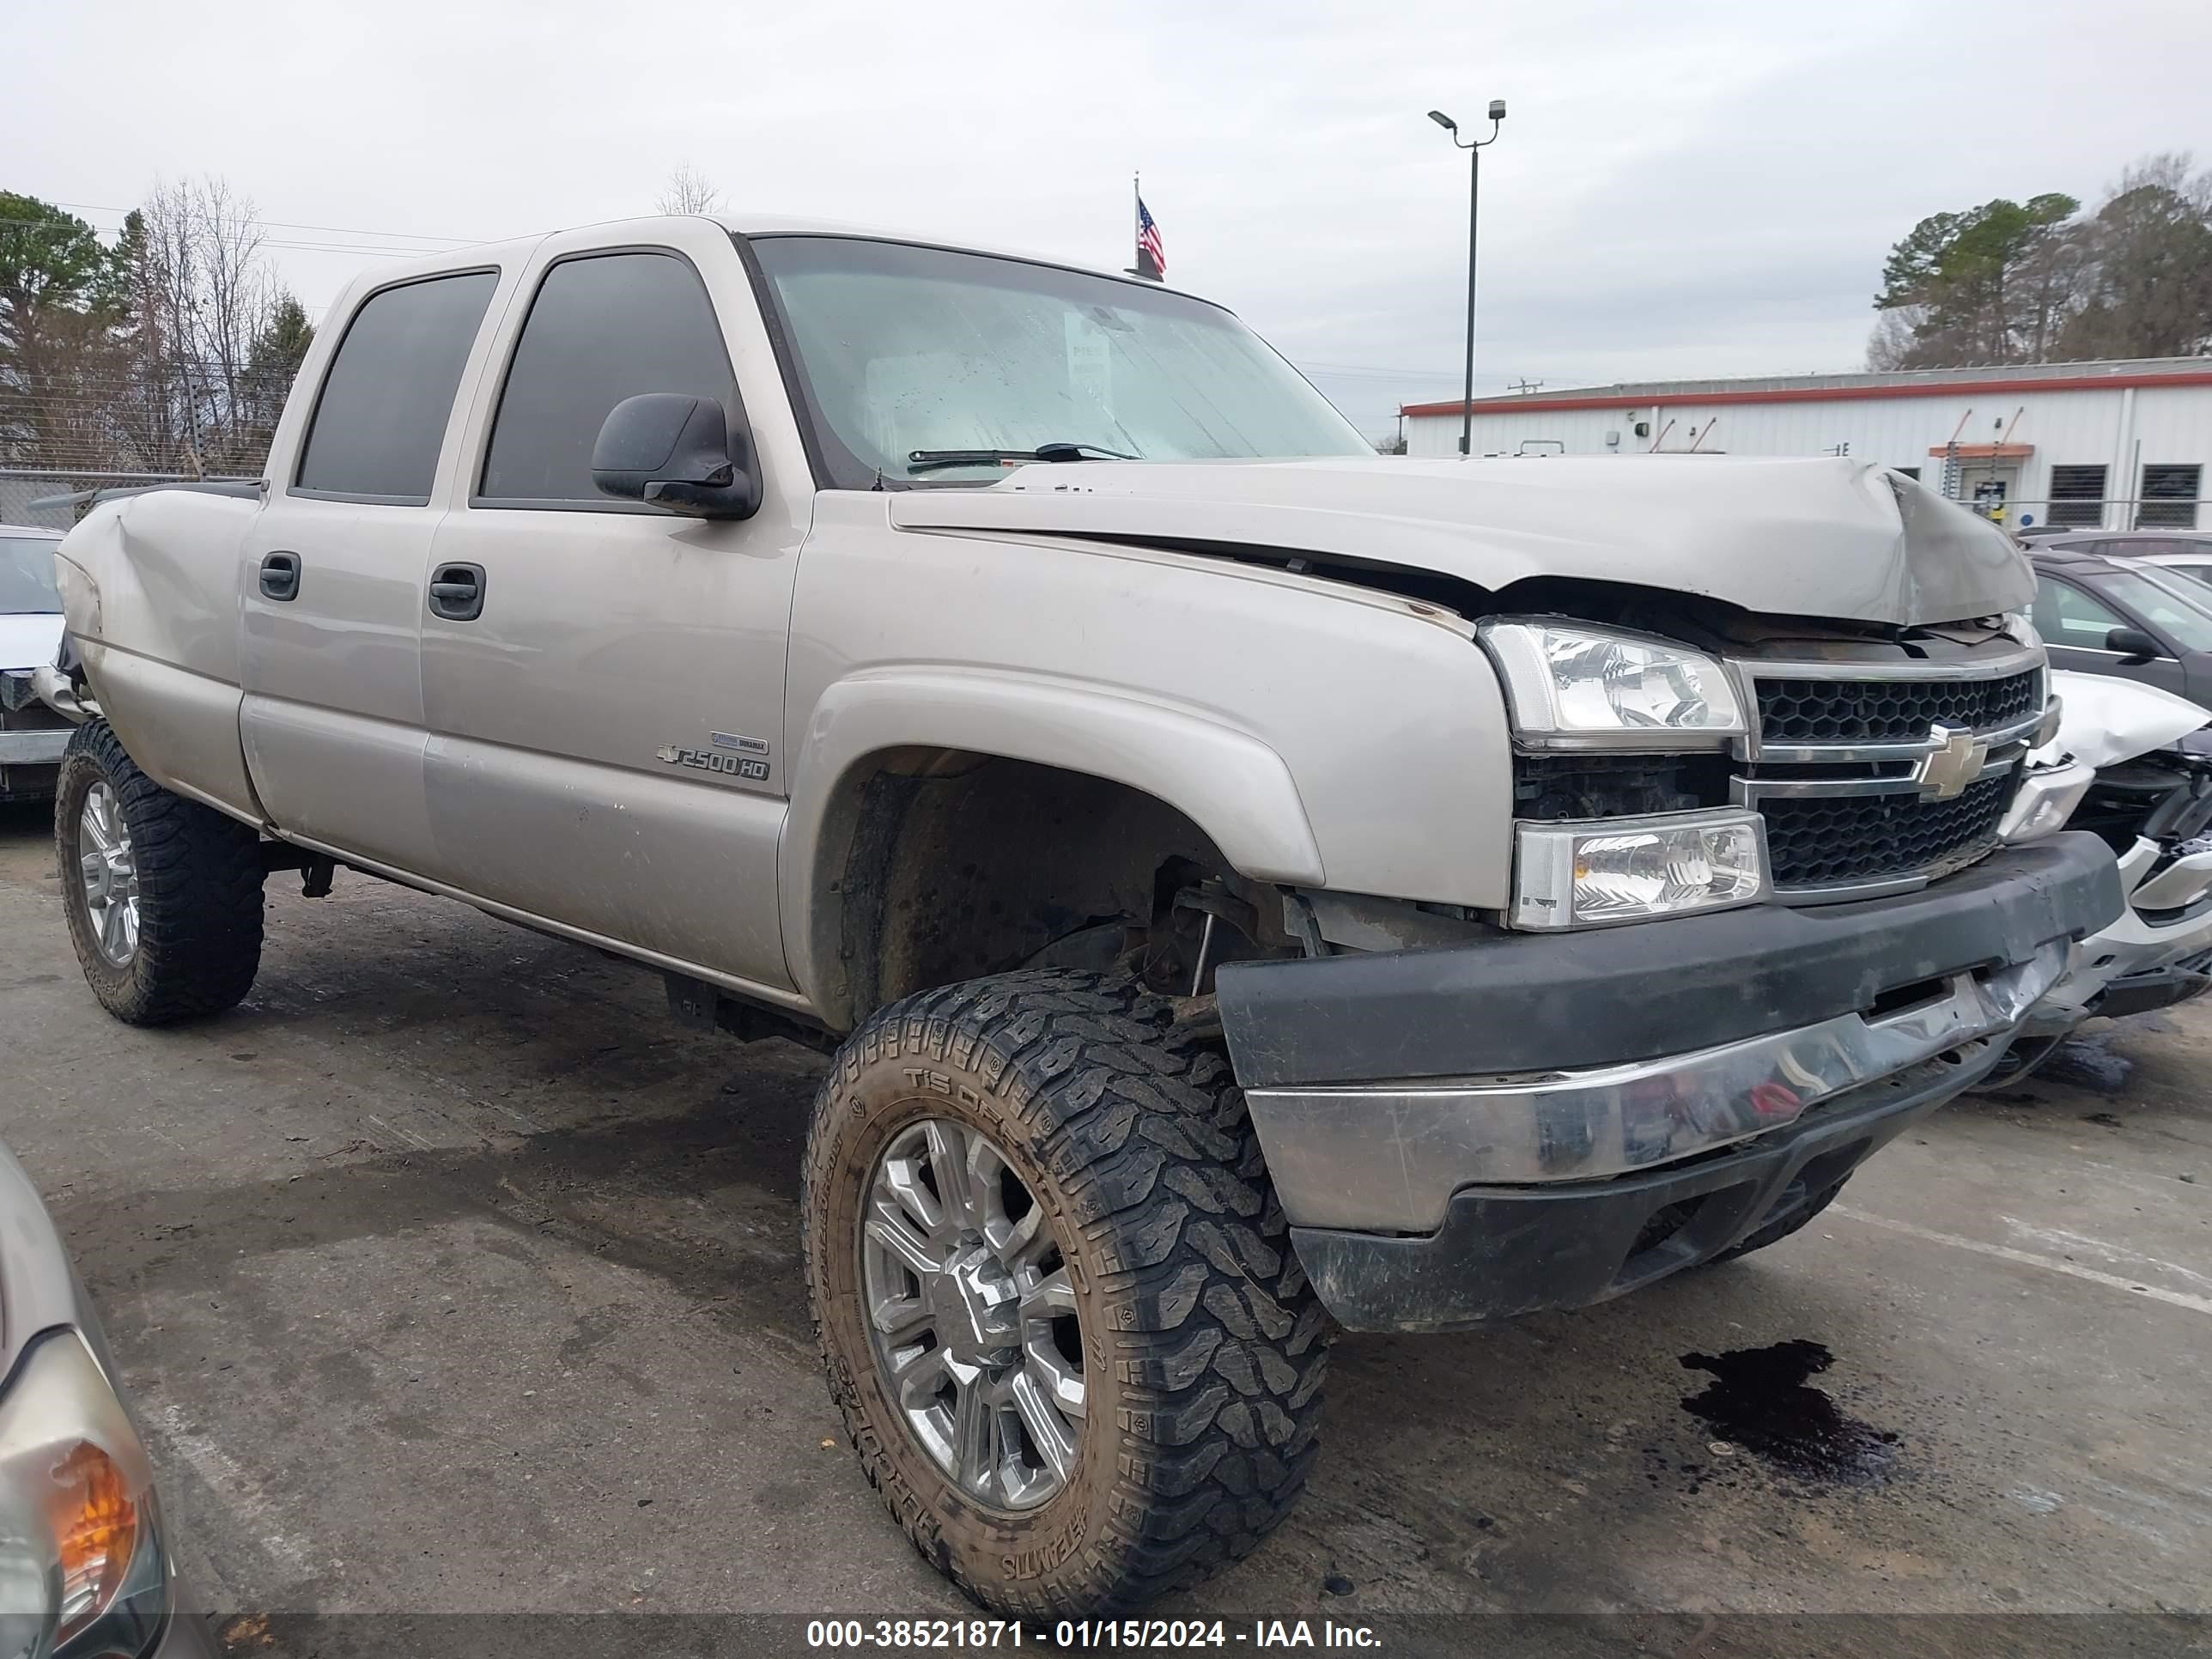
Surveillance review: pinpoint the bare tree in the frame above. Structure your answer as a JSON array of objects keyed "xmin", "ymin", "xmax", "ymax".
[
  {"xmin": 655, "ymin": 162, "xmax": 724, "ymax": 216},
  {"xmin": 112, "ymin": 177, "xmax": 299, "ymax": 475},
  {"xmin": 1865, "ymin": 304, "xmax": 1928, "ymax": 372},
  {"xmin": 2059, "ymin": 154, "xmax": 2212, "ymax": 360}
]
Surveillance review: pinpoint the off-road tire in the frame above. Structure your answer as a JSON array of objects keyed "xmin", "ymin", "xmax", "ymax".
[
  {"xmin": 1706, "ymin": 1177, "xmax": 1847, "ymax": 1266},
  {"xmin": 55, "ymin": 721, "xmax": 264, "ymax": 1025},
  {"xmin": 804, "ymin": 969, "xmax": 1331, "ymax": 1617}
]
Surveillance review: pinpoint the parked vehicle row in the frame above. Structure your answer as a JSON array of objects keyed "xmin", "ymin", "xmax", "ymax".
[
  {"xmin": 2030, "ymin": 545, "xmax": 2212, "ymax": 702},
  {"xmin": 2022, "ymin": 526, "xmax": 2212, "ymax": 580}
]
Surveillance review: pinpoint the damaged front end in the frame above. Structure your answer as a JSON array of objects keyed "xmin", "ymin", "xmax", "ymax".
[{"xmin": 1997, "ymin": 672, "xmax": 2212, "ymax": 1073}]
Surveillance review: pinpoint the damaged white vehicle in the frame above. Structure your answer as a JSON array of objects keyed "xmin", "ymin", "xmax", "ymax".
[
  {"xmin": 1993, "ymin": 670, "xmax": 2212, "ymax": 1079},
  {"xmin": 0, "ymin": 524, "xmax": 71, "ymax": 803}
]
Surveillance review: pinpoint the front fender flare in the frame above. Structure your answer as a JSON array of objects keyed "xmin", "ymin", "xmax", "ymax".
[{"xmin": 780, "ymin": 667, "xmax": 1324, "ymax": 1016}]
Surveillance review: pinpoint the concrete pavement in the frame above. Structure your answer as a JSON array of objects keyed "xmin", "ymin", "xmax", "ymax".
[{"xmin": 2, "ymin": 799, "xmax": 2207, "ymax": 1653}]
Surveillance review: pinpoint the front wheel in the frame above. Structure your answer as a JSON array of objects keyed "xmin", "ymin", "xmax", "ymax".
[
  {"xmin": 804, "ymin": 970, "xmax": 1330, "ymax": 1617},
  {"xmin": 55, "ymin": 722, "xmax": 265, "ymax": 1025}
]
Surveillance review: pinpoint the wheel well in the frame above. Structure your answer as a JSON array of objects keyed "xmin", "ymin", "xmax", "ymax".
[{"xmin": 811, "ymin": 750, "xmax": 1250, "ymax": 1030}]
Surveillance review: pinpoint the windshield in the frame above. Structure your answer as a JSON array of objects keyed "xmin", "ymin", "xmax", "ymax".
[
  {"xmin": 0, "ymin": 535, "xmax": 62, "ymax": 613},
  {"xmin": 2106, "ymin": 567, "xmax": 2212, "ymax": 653},
  {"xmin": 747, "ymin": 235, "xmax": 1370, "ymax": 487}
]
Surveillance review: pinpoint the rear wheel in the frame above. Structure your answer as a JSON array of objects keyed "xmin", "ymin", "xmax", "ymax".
[
  {"xmin": 55, "ymin": 722, "xmax": 264, "ymax": 1025},
  {"xmin": 805, "ymin": 969, "xmax": 1330, "ymax": 1616}
]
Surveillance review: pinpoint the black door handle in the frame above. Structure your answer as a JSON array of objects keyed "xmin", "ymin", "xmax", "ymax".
[
  {"xmin": 427, "ymin": 562, "xmax": 486, "ymax": 622},
  {"xmin": 258, "ymin": 550, "xmax": 301, "ymax": 602}
]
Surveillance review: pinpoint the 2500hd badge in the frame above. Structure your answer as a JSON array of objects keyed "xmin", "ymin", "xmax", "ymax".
[{"xmin": 655, "ymin": 743, "xmax": 769, "ymax": 782}]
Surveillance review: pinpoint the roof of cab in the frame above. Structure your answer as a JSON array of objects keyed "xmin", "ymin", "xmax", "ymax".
[{"xmin": 318, "ymin": 214, "xmax": 1216, "ymax": 320}]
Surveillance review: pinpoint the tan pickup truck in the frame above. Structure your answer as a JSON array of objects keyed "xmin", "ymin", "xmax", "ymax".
[{"xmin": 40, "ymin": 213, "xmax": 2118, "ymax": 1614}]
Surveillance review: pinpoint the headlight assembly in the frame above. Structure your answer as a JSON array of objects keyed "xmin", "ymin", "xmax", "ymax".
[
  {"xmin": 1479, "ymin": 619, "xmax": 1745, "ymax": 749},
  {"xmin": 1513, "ymin": 809, "xmax": 1769, "ymax": 929},
  {"xmin": 0, "ymin": 1333, "xmax": 168, "ymax": 1659}
]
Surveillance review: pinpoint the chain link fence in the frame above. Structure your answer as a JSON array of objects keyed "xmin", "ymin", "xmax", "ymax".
[{"xmin": 0, "ymin": 467, "xmax": 261, "ymax": 529}]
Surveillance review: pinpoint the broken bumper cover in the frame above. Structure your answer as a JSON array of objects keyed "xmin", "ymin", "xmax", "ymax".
[
  {"xmin": 2017, "ymin": 834, "xmax": 2212, "ymax": 1037},
  {"xmin": 1214, "ymin": 833, "xmax": 2121, "ymax": 1332}
]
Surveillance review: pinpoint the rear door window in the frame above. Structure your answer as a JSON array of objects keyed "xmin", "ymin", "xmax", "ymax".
[
  {"xmin": 477, "ymin": 251, "xmax": 736, "ymax": 507},
  {"xmin": 294, "ymin": 271, "xmax": 499, "ymax": 503}
]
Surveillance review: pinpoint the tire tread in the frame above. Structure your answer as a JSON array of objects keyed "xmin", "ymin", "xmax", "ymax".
[
  {"xmin": 58, "ymin": 721, "xmax": 263, "ymax": 1024},
  {"xmin": 805, "ymin": 968, "xmax": 1330, "ymax": 1615}
]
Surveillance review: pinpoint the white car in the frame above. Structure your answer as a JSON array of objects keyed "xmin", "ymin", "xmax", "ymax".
[
  {"xmin": 1996, "ymin": 669, "xmax": 2212, "ymax": 1078},
  {"xmin": 0, "ymin": 525, "xmax": 70, "ymax": 803}
]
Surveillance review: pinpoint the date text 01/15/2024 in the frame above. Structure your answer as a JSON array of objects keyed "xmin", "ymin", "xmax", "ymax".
[{"xmin": 802, "ymin": 1619, "xmax": 1383, "ymax": 1649}]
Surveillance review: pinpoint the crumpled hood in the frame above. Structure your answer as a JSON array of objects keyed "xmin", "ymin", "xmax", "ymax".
[
  {"xmin": 888, "ymin": 453, "xmax": 2032, "ymax": 626},
  {"xmin": 0, "ymin": 611, "xmax": 64, "ymax": 674}
]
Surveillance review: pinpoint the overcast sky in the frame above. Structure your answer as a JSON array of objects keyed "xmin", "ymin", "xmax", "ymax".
[{"xmin": 13, "ymin": 0, "xmax": 2212, "ymax": 438}]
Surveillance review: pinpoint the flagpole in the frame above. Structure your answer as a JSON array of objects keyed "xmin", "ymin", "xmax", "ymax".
[{"xmin": 1127, "ymin": 172, "xmax": 1142, "ymax": 280}]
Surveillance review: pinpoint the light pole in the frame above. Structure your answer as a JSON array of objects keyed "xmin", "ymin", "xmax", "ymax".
[{"xmin": 1428, "ymin": 100, "xmax": 1506, "ymax": 458}]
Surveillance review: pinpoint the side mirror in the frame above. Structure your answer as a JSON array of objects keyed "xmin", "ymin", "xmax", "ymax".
[
  {"xmin": 591, "ymin": 393, "xmax": 761, "ymax": 520},
  {"xmin": 2106, "ymin": 626, "xmax": 2164, "ymax": 665}
]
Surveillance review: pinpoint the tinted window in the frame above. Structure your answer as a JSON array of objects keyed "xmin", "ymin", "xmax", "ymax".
[
  {"xmin": 2033, "ymin": 576, "xmax": 2127, "ymax": 646},
  {"xmin": 2107, "ymin": 568, "xmax": 2212, "ymax": 653},
  {"xmin": 295, "ymin": 271, "xmax": 498, "ymax": 501},
  {"xmin": 479, "ymin": 252, "xmax": 735, "ymax": 505}
]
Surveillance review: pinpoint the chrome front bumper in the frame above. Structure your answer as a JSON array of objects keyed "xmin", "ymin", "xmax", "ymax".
[{"xmin": 1246, "ymin": 940, "xmax": 2070, "ymax": 1235}]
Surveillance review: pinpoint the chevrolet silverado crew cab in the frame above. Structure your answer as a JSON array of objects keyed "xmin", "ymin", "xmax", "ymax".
[{"xmin": 40, "ymin": 214, "xmax": 2118, "ymax": 1614}]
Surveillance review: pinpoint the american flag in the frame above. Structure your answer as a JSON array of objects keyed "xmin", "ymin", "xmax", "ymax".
[{"xmin": 1136, "ymin": 197, "xmax": 1165, "ymax": 279}]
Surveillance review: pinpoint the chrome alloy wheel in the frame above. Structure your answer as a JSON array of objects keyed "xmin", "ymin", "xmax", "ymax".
[
  {"xmin": 77, "ymin": 781, "xmax": 140, "ymax": 966},
  {"xmin": 859, "ymin": 1118, "xmax": 1085, "ymax": 1510}
]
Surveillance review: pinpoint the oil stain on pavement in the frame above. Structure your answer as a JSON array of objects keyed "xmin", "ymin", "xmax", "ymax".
[{"xmin": 1679, "ymin": 1340, "xmax": 1900, "ymax": 1485}]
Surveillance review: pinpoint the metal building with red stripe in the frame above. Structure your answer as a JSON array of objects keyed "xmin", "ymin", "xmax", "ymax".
[{"xmin": 1398, "ymin": 357, "xmax": 2212, "ymax": 532}]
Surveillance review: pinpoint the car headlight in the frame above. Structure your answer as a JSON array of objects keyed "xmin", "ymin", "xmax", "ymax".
[
  {"xmin": 0, "ymin": 1332, "xmax": 167, "ymax": 1659},
  {"xmin": 1512, "ymin": 809, "xmax": 1769, "ymax": 929},
  {"xmin": 1479, "ymin": 619, "xmax": 1746, "ymax": 748}
]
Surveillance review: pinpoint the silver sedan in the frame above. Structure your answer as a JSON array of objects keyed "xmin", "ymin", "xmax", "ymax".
[{"xmin": 0, "ymin": 1142, "xmax": 214, "ymax": 1658}]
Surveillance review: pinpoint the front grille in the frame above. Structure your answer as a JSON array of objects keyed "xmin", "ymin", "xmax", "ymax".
[
  {"xmin": 1759, "ymin": 775, "xmax": 2013, "ymax": 889},
  {"xmin": 1755, "ymin": 669, "xmax": 2040, "ymax": 745}
]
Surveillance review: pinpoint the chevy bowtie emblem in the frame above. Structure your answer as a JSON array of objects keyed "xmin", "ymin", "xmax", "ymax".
[{"xmin": 1912, "ymin": 723, "xmax": 1989, "ymax": 800}]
